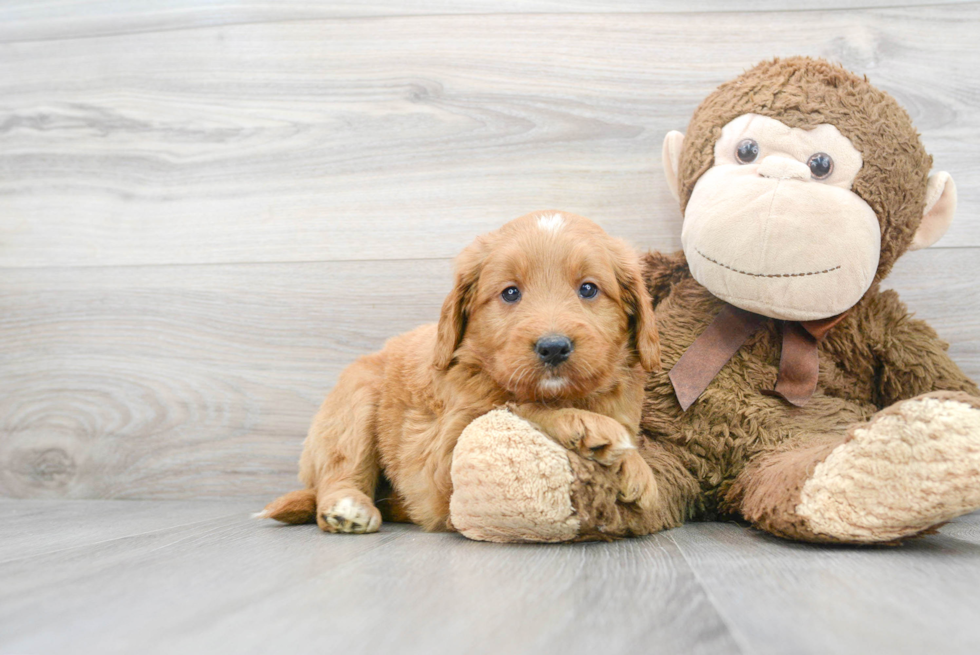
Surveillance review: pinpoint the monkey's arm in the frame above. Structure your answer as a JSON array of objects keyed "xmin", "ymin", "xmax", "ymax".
[{"xmin": 868, "ymin": 289, "xmax": 979, "ymax": 408}]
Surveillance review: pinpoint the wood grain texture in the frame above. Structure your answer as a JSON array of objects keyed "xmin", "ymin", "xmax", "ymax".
[
  {"xmin": 0, "ymin": 259, "xmax": 451, "ymax": 499},
  {"xmin": 1, "ymin": 2, "xmax": 978, "ymax": 501},
  {"xmin": 2, "ymin": 1, "xmax": 975, "ymax": 43},
  {"xmin": 2, "ymin": 248, "xmax": 976, "ymax": 500},
  {"xmin": 0, "ymin": 500, "xmax": 741, "ymax": 655},
  {"xmin": 1, "ymin": 5, "xmax": 979, "ymax": 269},
  {"xmin": 669, "ymin": 511, "xmax": 980, "ymax": 655},
  {"xmin": 3, "ymin": 500, "xmax": 979, "ymax": 655}
]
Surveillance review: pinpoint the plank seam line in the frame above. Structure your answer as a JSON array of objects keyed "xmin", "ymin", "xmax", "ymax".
[
  {"xmin": 667, "ymin": 530, "xmax": 755, "ymax": 655},
  {"xmin": 0, "ymin": 244, "xmax": 974, "ymax": 273},
  {"xmin": 0, "ymin": 511, "xmax": 245, "ymax": 567}
]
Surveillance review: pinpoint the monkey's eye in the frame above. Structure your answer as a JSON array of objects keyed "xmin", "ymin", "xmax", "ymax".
[
  {"xmin": 807, "ymin": 153, "xmax": 834, "ymax": 179},
  {"xmin": 578, "ymin": 282, "xmax": 599, "ymax": 300},
  {"xmin": 501, "ymin": 286, "xmax": 522, "ymax": 303},
  {"xmin": 735, "ymin": 139, "xmax": 759, "ymax": 164}
]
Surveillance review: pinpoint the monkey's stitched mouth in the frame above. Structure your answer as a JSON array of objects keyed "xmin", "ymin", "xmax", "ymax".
[{"xmin": 695, "ymin": 248, "xmax": 841, "ymax": 278}]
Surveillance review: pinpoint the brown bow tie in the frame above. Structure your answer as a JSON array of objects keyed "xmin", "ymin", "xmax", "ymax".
[{"xmin": 668, "ymin": 304, "xmax": 847, "ymax": 411}]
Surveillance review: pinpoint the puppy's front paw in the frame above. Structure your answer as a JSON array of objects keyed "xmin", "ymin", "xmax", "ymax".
[
  {"xmin": 317, "ymin": 493, "xmax": 382, "ymax": 534},
  {"xmin": 552, "ymin": 411, "xmax": 636, "ymax": 466},
  {"xmin": 617, "ymin": 451, "xmax": 658, "ymax": 510}
]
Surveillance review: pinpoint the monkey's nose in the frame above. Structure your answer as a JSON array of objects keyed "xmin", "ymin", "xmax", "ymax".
[
  {"xmin": 535, "ymin": 335, "xmax": 574, "ymax": 366},
  {"xmin": 758, "ymin": 156, "xmax": 811, "ymax": 181}
]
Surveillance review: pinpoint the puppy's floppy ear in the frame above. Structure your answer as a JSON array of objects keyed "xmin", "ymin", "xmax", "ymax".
[
  {"xmin": 434, "ymin": 236, "xmax": 488, "ymax": 370},
  {"xmin": 610, "ymin": 240, "xmax": 661, "ymax": 372}
]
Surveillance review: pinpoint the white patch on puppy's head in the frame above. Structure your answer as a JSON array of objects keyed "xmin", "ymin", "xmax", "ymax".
[{"xmin": 537, "ymin": 213, "xmax": 565, "ymax": 233}]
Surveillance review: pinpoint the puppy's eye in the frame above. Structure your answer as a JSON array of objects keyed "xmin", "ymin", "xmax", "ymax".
[
  {"xmin": 736, "ymin": 139, "xmax": 759, "ymax": 164},
  {"xmin": 578, "ymin": 282, "xmax": 599, "ymax": 300},
  {"xmin": 501, "ymin": 286, "xmax": 522, "ymax": 303}
]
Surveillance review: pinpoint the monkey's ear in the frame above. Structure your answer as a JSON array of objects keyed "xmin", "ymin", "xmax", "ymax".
[
  {"xmin": 434, "ymin": 238, "xmax": 486, "ymax": 370},
  {"xmin": 662, "ymin": 130, "xmax": 685, "ymax": 203},
  {"xmin": 910, "ymin": 172, "xmax": 957, "ymax": 251}
]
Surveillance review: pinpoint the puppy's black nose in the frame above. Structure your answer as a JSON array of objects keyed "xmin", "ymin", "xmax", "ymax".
[{"xmin": 535, "ymin": 335, "xmax": 573, "ymax": 366}]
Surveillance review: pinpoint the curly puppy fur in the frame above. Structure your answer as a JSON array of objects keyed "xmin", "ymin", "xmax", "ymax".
[{"xmin": 258, "ymin": 211, "xmax": 661, "ymax": 533}]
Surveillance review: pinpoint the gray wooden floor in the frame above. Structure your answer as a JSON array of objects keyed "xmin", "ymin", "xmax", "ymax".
[{"xmin": 2, "ymin": 500, "xmax": 980, "ymax": 655}]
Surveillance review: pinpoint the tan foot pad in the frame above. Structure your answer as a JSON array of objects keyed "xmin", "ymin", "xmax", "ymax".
[
  {"xmin": 450, "ymin": 409, "xmax": 580, "ymax": 543},
  {"xmin": 798, "ymin": 395, "xmax": 980, "ymax": 542}
]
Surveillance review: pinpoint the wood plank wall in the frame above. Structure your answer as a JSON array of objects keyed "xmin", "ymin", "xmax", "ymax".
[{"xmin": 2, "ymin": 1, "xmax": 978, "ymax": 499}]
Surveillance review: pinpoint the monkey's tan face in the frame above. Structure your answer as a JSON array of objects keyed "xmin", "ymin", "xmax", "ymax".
[{"xmin": 682, "ymin": 114, "xmax": 880, "ymax": 321}]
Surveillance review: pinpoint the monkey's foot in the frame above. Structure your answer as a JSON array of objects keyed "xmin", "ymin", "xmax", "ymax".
[
  {"xmin": 797, "ymin": 392, "xmax": 980, "ymax": 543},
  {"xmin": 450, "ymin": 409, "xmax": 581, "ymax": 542},
  {"xmin": 450, "ymin": 409, "xmax": 665, "ymax": 543}
]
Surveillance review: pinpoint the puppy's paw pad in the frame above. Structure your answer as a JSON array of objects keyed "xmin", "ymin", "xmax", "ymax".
[{"xmin": 322, "ymin": 496, "xmax": 381, "ymax": 534}]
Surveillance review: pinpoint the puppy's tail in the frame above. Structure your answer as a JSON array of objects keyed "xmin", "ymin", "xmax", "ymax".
[{"xmin": 252, "ymin": 488, "xmax": 317, "ymax": 524}]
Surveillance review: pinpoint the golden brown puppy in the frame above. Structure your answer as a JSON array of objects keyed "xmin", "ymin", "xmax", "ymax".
[{"xmin": 257, "ymin": 211, "xmax": 661, "ymax": 533}]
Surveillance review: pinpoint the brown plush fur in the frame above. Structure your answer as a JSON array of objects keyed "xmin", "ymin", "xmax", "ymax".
[
  {"xmin": 260, "ymin": 211, "xmax": 661, "ymax": 532},
  {"xmin": 542, "ymin": 58, "xmax": 979, "ymax": 543},
  {"xmin": 557, "ymin": 250, "xmax": 979, "ymax": 542},
  {"xmin": 726, "ymin": 435, "xmax": 843, "ymax": 542}
]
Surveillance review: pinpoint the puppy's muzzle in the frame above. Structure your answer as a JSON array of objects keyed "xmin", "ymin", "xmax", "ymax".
[{"xmin": 535, "ymin": 335, "xmax": 574, "ymax": 366}]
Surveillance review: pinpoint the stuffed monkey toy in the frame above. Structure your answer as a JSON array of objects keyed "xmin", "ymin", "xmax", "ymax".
[{"xmin": 449, "ymin": 57, "xmax": 980, "ymax": 544}]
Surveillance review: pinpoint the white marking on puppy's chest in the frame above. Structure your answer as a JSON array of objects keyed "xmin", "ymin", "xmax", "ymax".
[
  {"xmin": 539, "ymin": 378, "xmax": 567, "ymax": 392},
  {"xmin": 537, "ymin": 213, "xmax": 565, "ymax": 232}
]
